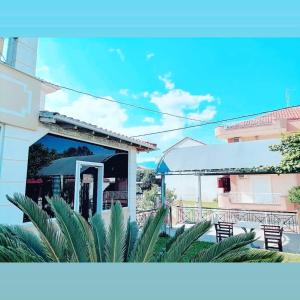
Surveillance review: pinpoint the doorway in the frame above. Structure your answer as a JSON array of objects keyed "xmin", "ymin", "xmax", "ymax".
[{"xmin": 74, "ymin": 160, "xmax": 104, "ymax": 220}]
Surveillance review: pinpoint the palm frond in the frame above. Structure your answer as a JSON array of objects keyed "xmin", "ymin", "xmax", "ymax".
[
  {"xmin": 74, "ymin": 211, "xmax": 97, "ymax": 262},
  {"xmin": 165, "ymin": 225, "xmax": 185, "ymax": 251},
  {"xmin": 124, "ymin": 220, "xmax": 139, "ymax": 262},
  {"xmin": 193, "ymin": 232, "xmax": 256, "ymax": 262},
  {"xmin": 47, "ymin": 196, "xmax": 96, "ymax": 262},
  {"xmin": 91, "ymin": 213, "xmax": 107, "ymax": 262},
  {"xmin": 10, "ymin": 225, "xmax": 49, "ymax": 261},
  {"xmin": 130, "ymin": 207, "xmax": 167, "ymax": 262},
  {"xmin": 105, "ymin": 202, "xmax": 126, "ymax": 262},
  {"xmin": 7, "ymin": 193, "xmax": 67, "ymax": 262},
  {"xmin": 0, "ymin": 245, "xmax": 44, "ymax": 262},
  {"xmin": 214, "ymin": 248, "xmax": 284, "ymax": 263},
  {"xmin": 162, "ymin": 221, "xmax": 211, "ymax": 262}
]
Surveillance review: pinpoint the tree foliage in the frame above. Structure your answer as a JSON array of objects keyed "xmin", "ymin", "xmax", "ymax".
[
  {"xmin": 288, "ymin": 186, "xmax": 300, "ymax": 204},
  {"xmin": 0, "ymin": 194, "xmax": 283, "ymax": 263},
  {"xmin": 269, "ymin": 133, "xmax": 300, "ymax": 173}
]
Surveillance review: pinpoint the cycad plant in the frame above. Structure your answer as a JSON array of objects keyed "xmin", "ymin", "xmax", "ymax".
[{"xmin": 0, "ymin": 193, "xmax": 283, "ymax": 263}]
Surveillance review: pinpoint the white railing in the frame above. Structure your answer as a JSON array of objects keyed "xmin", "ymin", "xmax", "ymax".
[{"xmin": 222, "ymin": 192, "xmax": 282, "ymax": 205}]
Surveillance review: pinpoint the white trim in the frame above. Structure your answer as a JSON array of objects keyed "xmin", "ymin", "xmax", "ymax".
[
  {"xmin": 0, "ymin": 73, "xmax": 32, "ymax": 117},
  {"xmin": 74, "ymin": 160, "xmax": 104, "ymax": 214}
]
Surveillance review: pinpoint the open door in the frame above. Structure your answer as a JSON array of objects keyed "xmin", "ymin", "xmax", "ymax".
[{"xmin": 74, "ymin": 160, "xmax": 104, "ymax": 220}]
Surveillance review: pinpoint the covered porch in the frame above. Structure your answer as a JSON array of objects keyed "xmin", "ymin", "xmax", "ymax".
[{"xmin": 155, "ymin": 138, "xmax": 300, "ymax": 253}]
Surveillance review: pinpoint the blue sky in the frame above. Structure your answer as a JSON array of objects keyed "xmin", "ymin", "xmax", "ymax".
[{"xmin": 36, "ymin": 38, "xmax": 300, "ymax": 168}]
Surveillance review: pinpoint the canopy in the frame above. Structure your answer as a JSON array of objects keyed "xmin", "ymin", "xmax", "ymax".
[
  {"xmin": 39, "ymin": 153, "xmax": 115, "ymax": 176},
  {"xmin": 156, "ymin": 139, "xmax": 282, "ymax": 175}
]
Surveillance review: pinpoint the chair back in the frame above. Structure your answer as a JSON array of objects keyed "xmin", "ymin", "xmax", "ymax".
[
  {"xmin": 215, "ymin": 221, "xmax": 234, "ymax": 242},
  {"xmin": 262, "ymin": 225, "xmax": 283, "ymax": 252}
]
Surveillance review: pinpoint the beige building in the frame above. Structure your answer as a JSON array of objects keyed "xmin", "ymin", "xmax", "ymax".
[
  {"xmin": 215, "ymin": 107, "xmax": 300, "ymax": 212},
  {"xmin": 0, "ymin": 37, "xmax": 156, "ymax": 225}
]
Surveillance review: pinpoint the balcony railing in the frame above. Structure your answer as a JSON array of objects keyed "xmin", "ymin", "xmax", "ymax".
[
  {"xmin": 221, "ymin": 192, "xmax": 282, "ymax": 205},
  {"xmin": 174, "ymin": 206, "xmax": 299, "ymax": 233},
  {"xmin": 103, "ymin": 191, "xmax": 128, "ymax": 209}
]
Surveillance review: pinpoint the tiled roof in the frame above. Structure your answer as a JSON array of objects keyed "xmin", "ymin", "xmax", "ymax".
[
  {"xmin": 225, "ymin": 107, "xmax": 300, "ymax": 130},
  {"xmin": 39, "ymin": 111, "xmax": 157, "ymax": 151}
]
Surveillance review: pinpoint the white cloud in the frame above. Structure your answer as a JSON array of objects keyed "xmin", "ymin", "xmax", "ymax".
[
  {"xmin": 146, "ymin": 52, "xmax": 155, "ymax": 60},
  {"xmin": 45, "ymin": 92, "xmax": 128, "ymax": 132},
  {"xmin": 143, "ymin": 117, "xmax": 155, "ymax": 124},
  {"xmin": 137, "ymin": 155, "xmax": 158, "ymax": 164},
  {"xmin": 109, "ymin": 48, "xmax": 125, "ymax": 62},
  {"xmin": 119, "ymin": 88, "xmax": 129, "ymax": 96},
  {"xmin": 44, "ymin": 90, "xmax": 71, "ymax": 112},
  {"xmin": 143, "ymin": 91, "xmax": 150, "ymax": 98},
  {"xmin": 187, "ymin": 106, "xmax": 217, "ymax": 122},
  {"xmin": 158, "ymin": 72, "xmax": 175, "ymax": 90},
  {"xmin": 37, "ymin": 65, "xmax": 49, "ymax": 75}
]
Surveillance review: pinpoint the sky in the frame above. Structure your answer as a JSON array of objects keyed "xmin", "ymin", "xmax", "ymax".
[{"xmin": 36, "ymin": 38, "xmax": 300, "ymax": 168}]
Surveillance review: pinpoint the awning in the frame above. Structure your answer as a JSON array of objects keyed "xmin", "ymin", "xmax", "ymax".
[
  {"xmin": 39, "ymin": 153, "xmax": 115, "ymax": 176},
  {"xmin": 156, "ymin": 139, "xmax": 282, "ymax": 175}
]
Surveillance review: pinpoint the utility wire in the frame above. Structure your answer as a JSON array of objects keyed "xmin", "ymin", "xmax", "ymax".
[
  {"xmin": 131, "ymin": 104, "xmax": 300, "ymax": 137},
  {"xmin": 41, "ymin": 79, "xmax": 211, "ymax": 122},
  {"xmin": 3, "ymin": 63, "xmax": 299, "ymax": 139}
]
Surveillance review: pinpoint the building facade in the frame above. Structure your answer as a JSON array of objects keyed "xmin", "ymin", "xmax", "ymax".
[
  {"xmin": 0, "ymin": 38, "xmax": 156, "ymax": 225},
  {"xmin": 215, "ymin": 108, "xmax": 300, "ymax": 212}
]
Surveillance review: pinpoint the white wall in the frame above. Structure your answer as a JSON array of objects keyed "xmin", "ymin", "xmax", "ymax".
[
  {"xmin": 0, "ymin": 125, "xmax": 48, "ymax": 224},
  {"xmin": 166, "ymin": 175, "xmax": 218, "ymax": 203}
]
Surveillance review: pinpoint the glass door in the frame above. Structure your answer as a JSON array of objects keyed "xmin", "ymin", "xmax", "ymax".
[{"xmin": 74, "ymin": 161, "xmax": 104, "ymax": 220}]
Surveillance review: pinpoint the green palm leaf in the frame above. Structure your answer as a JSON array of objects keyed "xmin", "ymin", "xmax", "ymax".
[
  {"xmin": 74, "ymin": 211, "xmax": 97, "ymax": 262},
  {"xmin": 47, "ymin": 196, "xmax": 96, "ymax": 262},
  {"xmin": 0, "ymin": 245, "xmax": 44, "ymax": 262},
  {"xmin": 193, "ymin": 232, "xmax": 256, "ymax": 262},
  {"xmin": 105, "ymin": 202, "xmax": 126, "ymax": 262},
  {"xmin": 162, "ymin": 221, "xmax": 211, "ymax": 262},
  {"xmin": 130, "ymin": 207, "xmax": 167, "ymax": 262},
  {"xmin": 214, "ymin": 248, "xmax": 284, "ymax": 263},
  {"xmin": 91, "ymin": 213, "xmax": 107, "ymax": 262},
  {"xmin": 124, "ymin": 219, "xmax": 139, "ymax": 262},
  {"xmin": 10, "ymin": 225, "xmax": 49, "ymax": 261},
  {"xmin": 7, "ymin": 193, "xmax": 67, "ymax": 262},
  {"xmin": 0, "ymin": 226, "xmax": 46, "ymax": 262},
  {"xmin": 165, "ymin": 225, "xmax": 185, "ymax": 251}
]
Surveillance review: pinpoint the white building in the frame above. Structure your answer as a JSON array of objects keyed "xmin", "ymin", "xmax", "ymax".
[
  {"xmin": 163, "ymin": 137, "xmax": 218, "ymax": 204},
  {"xmin": 0, "ymin": 38, "xmax": 156, "ymax": 225}
]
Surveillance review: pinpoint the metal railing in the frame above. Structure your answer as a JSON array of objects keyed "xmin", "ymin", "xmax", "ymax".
[
  {"xmin": 174, "ymin": 206, "xmax": 299, "ymax": 233},
  {"xmin": 222, "ymin": 192, "xmax": 282, "ymax": 205},
  {"xmin": 136, "ymin": 206, "xmax": 172, "ymax": 229}
]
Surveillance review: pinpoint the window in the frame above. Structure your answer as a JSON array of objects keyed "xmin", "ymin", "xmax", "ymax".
[{"xmin": 25, "ymin": 134, "xmax": 128, "ymax": 222}]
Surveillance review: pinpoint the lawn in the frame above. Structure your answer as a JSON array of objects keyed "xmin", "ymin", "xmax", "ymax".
[
  {"xmin": 155, "ymin": 237, "xmax": 300, "ymax": 262},
  {"xmin": 173, "ymin": 200, "xmax": 218, "ymax": 208}
]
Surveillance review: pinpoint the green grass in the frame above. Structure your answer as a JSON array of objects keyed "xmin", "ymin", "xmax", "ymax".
[
  {"xmin": 174, "ymin": 200, "xmax": 218, "ymax": 208},
  {"xmin": 155, "ymin": 237, "xmax": 300, "ymax": 262}
]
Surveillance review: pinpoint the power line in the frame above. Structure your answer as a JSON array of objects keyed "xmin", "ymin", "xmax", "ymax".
[
  {"xmin": 40, "ymin": 79, "xmax": 210, "ymax": 122},
  {"xmin": 131, "ymin": 104, "xmax": 300, "ymax": 137}
]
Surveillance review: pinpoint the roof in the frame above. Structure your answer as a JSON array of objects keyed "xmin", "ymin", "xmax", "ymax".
[
  {"xmin": 157, "ymin": 139, "xmax": 282, "ymax": 175},
  {"xmin": 39, "ymin": 153, "xmax": 117, "ymax": 176},
  {"xmin": 163, "ymin": 137, "xmax": 205, "ymax": 154},
  {"xmin": 39, "ymin": 111, "xmax": 157, "ymax": 152},
  {"xmin": 225, "ymin": 107, "xmax": 300, "ymax": 130}
]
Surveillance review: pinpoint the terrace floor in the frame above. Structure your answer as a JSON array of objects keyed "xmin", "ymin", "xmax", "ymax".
[{"xmin": 169, "ymin": 224, "xmax": 300, "ymax": 254}]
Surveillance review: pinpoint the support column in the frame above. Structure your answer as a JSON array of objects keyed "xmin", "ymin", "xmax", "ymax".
[
  {"xmin": 128, "ymin": 148, "xmax": 137, "ymax": 221},
  {"xmin": 197, "ymin": 174, "xmax": 202, "ymax": 222},
  {"xmin": 161, "ymin": 174, "xmax": 166, "ymax": 208}
]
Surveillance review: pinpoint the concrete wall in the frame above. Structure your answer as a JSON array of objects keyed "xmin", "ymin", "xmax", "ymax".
[
  {"xmin": 218, "ymin": 174, "xmax": 300, "ymax": 211},
  {"xmin": 166, "ymin": 175, "xmax": 218, "ymax": 203},
  {"xmin": 0, "ymin": 125, "xmax": 48, "ymax": 224}
]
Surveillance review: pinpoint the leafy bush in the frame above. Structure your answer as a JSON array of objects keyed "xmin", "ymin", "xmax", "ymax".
[{"xmin": 288, "ymin": 186, "xmax": 300, "ymax": 204}]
